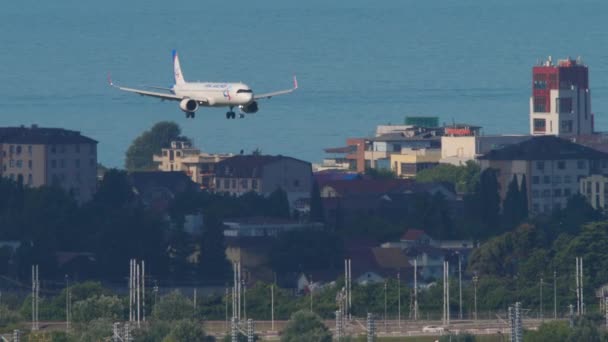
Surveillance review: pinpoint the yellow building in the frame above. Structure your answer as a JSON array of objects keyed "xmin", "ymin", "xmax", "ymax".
[
  {"xmin": 389, "ymin": 149, "xmax": 441, "ymax": 178},
  {"xmin": 153, "ymin": 140, "xmax": 233, "ymax": 190},
  {"xmin": 0, "ymin": 125, "xmax": 98, "ymax": 203}
]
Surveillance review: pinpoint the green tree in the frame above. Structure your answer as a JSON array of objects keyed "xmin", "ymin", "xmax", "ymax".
[
  {"xmin": 478, "ymin": 168, "xmax": 501, "ymax": 232},
  {"xmin": 519, "ymin": 174, "xmax": 529, "ymax": 219},
  {"xmin": 72, "ymin": 318, "xmax": 113, "ymax": 342},
  {"xmin": 416, "ymin": 161, "xmax": 480, "ymax": 193},
  {"xmin": 281, "ymin": 310, "xmax": 332, "ymax": 342},
  {"xmin": 270, "ymin": 230, "xmax": 342, "ymax": 274},
  {"xmin": 198, "ymin": 214, "xmax": 231, "ymax": 281},
  {"xmin": 525, "ymin": 320, "xmax": 571, "ymax": 341},
  {"xmin": 309, "ymin": 181, "xmax": 324, "ymax": 223},
  {"xmin": 266, "ymin": 187, "xmax": 290, "ymax": 219},
  {"xmin": 132, "ymin": 320, "xmax": 172, "ymax": 342},
  {"xmin": 125, "ymin": 121, "xmax": 189, "ymax": 171},
  {"xmin": 71, "ymin": 295, "xmax": 124, "ymax": 323},
  {"xmin": 364, "ymin": 168, "xmax": 396, "ymax": 179},
  {"xmin": 153, "ymin": 290, "xmax": 195, "ymax": 321},
  {"xmin": 162, "ymin": 319, "xmax": 208, "ymax": 342},
  {"xmin": 502, "ymin": 175, "xmax": 522, "ymax": 228},
  {"xmin": 92, "ymin": 169, "xmax": 134, "ymax": 209}
]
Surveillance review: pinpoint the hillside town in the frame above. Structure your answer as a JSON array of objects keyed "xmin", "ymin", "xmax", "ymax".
[{"xmin": 2, "ymin": 57, "xmax": 608, "ymax": 340}]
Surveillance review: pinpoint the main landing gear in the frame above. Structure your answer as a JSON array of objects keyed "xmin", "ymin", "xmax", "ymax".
[
  {"xmin": 225, "ymin": 107, "xmax": 244, "ymax": 119},
  {"xmin": 185, "ymin": 112, "xmax": 195, "ymax": 119}
]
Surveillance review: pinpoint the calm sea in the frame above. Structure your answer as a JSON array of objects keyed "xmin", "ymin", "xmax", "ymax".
[{"xmin": 0, "ymin": 0, "xmax": 607, "ymax": 167}]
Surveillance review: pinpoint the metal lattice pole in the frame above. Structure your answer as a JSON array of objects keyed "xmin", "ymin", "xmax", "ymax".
[
  {"xmin": 247, "ymin": 319, "xmax": 254, "ymax": 342},
  {"xmin": 367, "ymin": 313, "xmax": 375, "ymax": 342},
  {"xmin": 231, "ymin": 317, "xmax": 238, "ymax": 342},
  {"xmin": 335, "ymin": 310, "xmax": 342, "ymax": 340},
  {"xmin": 12, "ymin": 329, "xmax": 20, "ymax": 342}
]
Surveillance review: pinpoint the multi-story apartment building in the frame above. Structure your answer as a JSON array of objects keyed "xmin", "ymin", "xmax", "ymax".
[
  {"xmin": 0, "ymin": 125, "xmax": 98, "ymax": 203},
  {"xmin": 530, "ymin": 57, "xmax": 593, "ymax": 137},
  {"xmin": 153, "ymin": 140, "xmax": 232, "ymax": 190},
  {"xmin": 214, "ymin": 154, "xmax": 313, "ymax": 207},
  {"xmin": 479, "ymin": 136, "xmax": 608, "ymax": 216},
  {"xmin": 579, "ymin": 175, "xmax": 608, "ymax": 211},
  {"xmin": 440, "ymin": 135, "xmax": 532, "ymax": 165}
]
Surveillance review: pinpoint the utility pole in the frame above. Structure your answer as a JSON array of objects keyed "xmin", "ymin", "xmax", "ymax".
[
  {"xmin": 473, "ymin": 273, "xmax": 478, "ymax": 321},
  {"xmin": 458, "ymin": 253, "xmax": 462, "ymax": 320},
  {"xmin": 243, "ymin": 279, "xmax": 247, "ymax": 320},
  {"xmin": 414, "ymin": 257, "xmax": 418, "ymax": 321},
  {"xmin": 443, "ymin": 259, "xmax": 450, "ymax": 326},
  {"xmin": 31, "ymin": 264, "xmax": 39, "ymax": 331},
  {"xmin": 142, "ymin": 260, "xmax": 145, "ymax": 323},
  {"xmin": 271, "ymin": 283, "xmax": 275, "ymax": 332},
  {"xmin": 225, "ymin": 287, "xmax": 229, "ymax": 333},
  {"xmin": 383, "ymin": 281, "xmax": 387, "ymax": 333},
  {"xmin": 65, "ymin": 275, "xmax": 71, "ymax": 332},
  {"xmin": 347, "ymin": 258, "xmax": 353, "ymax": 321},
  {"xmin": 310, "ymin": 274, "xmax": 313, "ymax": 313},
  {"xmin": 540, "ymin": 276, "xmax": 543, "ymax": 321},
  {"xmin": 575, "ymin": 257, "xmax": 584, "ymax": 316},
  {"xmin": 397, "ymin": 271, "xmax": 401, "ymax": 328},
  {"xmin": 367, "ymin": 313, "xmax": 375, "ymax": 342},
  {"xmin": 553, "ymin": 270, "xmax": 557, "ymax": 319},
  {"xmin": 247, "ymin": 319, "xmax": 254, "ymax": 342}
]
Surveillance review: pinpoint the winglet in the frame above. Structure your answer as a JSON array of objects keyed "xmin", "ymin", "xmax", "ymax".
[
  {"xmin": 107, "ymin": 72, "xmax": 115, "ymax": 87},
  {"xmin": 172, "ymin": 49, "xmax": 177, "ymax": 61},
  {"xmin": 293, "ymin": 75, "xmax": 298, "ymax": 90}
]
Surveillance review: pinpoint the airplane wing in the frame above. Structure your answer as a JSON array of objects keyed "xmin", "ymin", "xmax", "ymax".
[
  {"xmin": 112, "ymin": 85, "xmax": 183, "ymax": 101},
  {"xmin": 108, "ymin": 73, "xmax": 189, "ymax": 101},
  {"xmin": 254, "ymin": 76, "xmax": 298, "ymax": 100}
]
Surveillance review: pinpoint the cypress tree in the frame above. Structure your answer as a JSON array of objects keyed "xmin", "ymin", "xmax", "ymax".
[
  {"xmin": 503, "ymin": 174, "xmax": 521, "ymax": 228},
  {"xmin": 479, "ymin": 168, "xmax": 501, "ymax": 232},
  {"xmin": 309, "ymin": 181, "xmax": 325, "ymax": 223},
  {"xmin": 519, "ymin": 175, "xmax": 529, "ymax": 219}
]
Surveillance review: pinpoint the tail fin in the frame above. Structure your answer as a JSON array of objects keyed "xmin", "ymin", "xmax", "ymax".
[{"xmin": 172, "ymin": 50, "xmax": 186, "ymax": 85}]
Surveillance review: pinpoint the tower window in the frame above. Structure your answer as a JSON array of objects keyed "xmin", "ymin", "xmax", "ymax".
[
  {"xmin": 533, "ymin": 119, "xmax": 546, "ymax": 133},
  {"xmin": 557, "ymin": 98, "xmax": 573, "ymax": 113},
  {"xmin": 534, "ymin": 97, "xmax": 547, "ymax": 113}
]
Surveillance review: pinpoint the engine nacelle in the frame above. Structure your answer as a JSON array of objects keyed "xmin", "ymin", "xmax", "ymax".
[
  {"xmin": 179, "ymin": 98, "xmax": 198, "ymax": 113},
  {"xmin": 239, "ymin": 101, "xmax": 259, "ymax": 114}
]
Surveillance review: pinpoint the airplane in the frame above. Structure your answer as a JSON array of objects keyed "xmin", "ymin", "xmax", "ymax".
[{"xmin": 109, "ymin": 50, "xmax": 298, "ymax": 119}]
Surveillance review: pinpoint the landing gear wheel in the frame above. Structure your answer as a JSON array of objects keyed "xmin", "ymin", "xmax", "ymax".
[
  {"xmin": 226, "ymin": 112, "xmax": 231, "ymax": 119},
  {"xmin": 185, "ymin": 112, "xmax": 195, "ymax": 119},
  {"xmin": 239, "ymin": 113, "xmax": 245, "ymax": 119}
]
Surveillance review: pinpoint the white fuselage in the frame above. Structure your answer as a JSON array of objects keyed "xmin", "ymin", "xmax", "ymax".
[{"xmin": 173, "ymin": 82, "xmax": 254, "ymax": 107}]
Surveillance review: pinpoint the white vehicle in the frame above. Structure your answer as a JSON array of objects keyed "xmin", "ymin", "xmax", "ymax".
[
  {"xmin": 110, "ymin": 50, "xmax": 297, "ymax": 119},
  {"xmin": 422, "ymin": 325, "xmax": 445, "ymax": 333}
]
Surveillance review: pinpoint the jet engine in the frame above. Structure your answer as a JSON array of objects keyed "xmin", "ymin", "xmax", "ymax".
[
  {"xmin": 179, "ymin": 98, "xmax": 198, "ymax": 113},
  {"xmin": 239, "ymin": 101, "xmax": 259, "ymax": 114}
]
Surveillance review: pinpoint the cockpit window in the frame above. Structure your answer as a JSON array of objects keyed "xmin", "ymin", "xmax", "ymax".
[{"xmin": 236, "ymin": 89, "xmax": 253, "ymax": 94}]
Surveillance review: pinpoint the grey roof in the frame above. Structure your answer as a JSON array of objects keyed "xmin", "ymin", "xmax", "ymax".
[
  {"xmin": 0, "ymin": 126, "xmax": 97, "ymax": 145},
  {"xmin": 215, "ymin": 154, "xmax": 311, "ymax": 178},
  {"xmin": 479, "ymin": 136, "xmax": 608, "ymax": 161}
]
